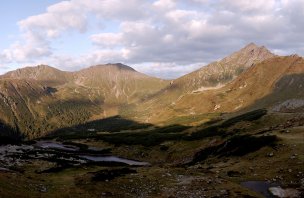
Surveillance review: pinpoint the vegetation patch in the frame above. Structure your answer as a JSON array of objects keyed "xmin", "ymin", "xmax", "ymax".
[
  {"xmin": 99, "ymin": 130, "xmax": 184, "ymax": 146},
  {"xmin": 183, "ymin": 109, "xmax": 267, "ymax": 141},
  {"xmin": 189, "ymin": 134, "xmax": 278, "ymax": 165},
  {"xmin": 221, "ymin": 109, "xmax": 267, "ymax": 128},
  {"xmin": 91, "ymin": 168, "xmax": 137, "ymax": 182},
  {"xmin": 183, "ymin": 125, "xmax": 224, "ymax": 140}
]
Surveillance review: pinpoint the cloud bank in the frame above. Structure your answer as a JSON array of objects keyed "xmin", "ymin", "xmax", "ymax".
[{"xmin": 0, "ymin": 0, "xmax": 304, "ymax": 78}]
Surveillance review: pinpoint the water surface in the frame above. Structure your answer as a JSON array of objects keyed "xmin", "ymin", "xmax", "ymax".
[
  {"xmin": 241, "ymin": 181, "xmax": 278, "ymax": 198},
  {"xmin": 80, "ymin": 155, "xmax": 150, "ymax": 166}
]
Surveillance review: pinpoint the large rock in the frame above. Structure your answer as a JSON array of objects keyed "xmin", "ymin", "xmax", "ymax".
[{"xmin": 269, "ymin": 186, "xmax": 300, "ymax": 198}]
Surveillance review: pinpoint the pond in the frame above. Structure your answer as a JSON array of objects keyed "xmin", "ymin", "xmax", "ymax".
[
  {"xmin": 241, "ymin": 181, "xmax": 279, "ymax": 198},
  {"xmin": 80, "ymin": 155, "xmax": 150, "ymax": 166},
  {"xmin": 35, "ymin": 141, "xmax": 79, "ymax": 151},
  {"xmin": 34, "ymin": 140, "xmax": 150, "ymax": 166}
]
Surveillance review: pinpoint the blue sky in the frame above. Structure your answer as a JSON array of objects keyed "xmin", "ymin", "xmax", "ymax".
[
  {"xmin": 0, "ymin": 1, "xmax": 64, "ymax": 46},
  {"xmin": 0, "ymin": 0, "xmax": 303, "ymax": 79}
]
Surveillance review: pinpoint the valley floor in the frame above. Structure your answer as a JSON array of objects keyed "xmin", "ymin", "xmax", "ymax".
[{"xmin": 0, "ymin": 111, "xmax": 303, "ymax": 198}]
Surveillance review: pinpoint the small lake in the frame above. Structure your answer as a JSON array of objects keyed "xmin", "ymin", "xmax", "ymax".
[
  {"xmin": 80, "ymin": 155, "xmax": 150, "ymax": 166},
  {"xmin": 35, "ymin": 141, "xmax": 79, "ymax": 151},
  {"xmin": 34, "ymin": 140, "xmax": 150, "ymax": 166},
  {"xmin": 241, "ymin": 181, "xmax": 279, "ymax": 198}
]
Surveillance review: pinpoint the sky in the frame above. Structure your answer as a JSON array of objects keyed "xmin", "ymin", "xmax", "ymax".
[{"xmin": 0, "ymin": 0, "xmax": 303, "ymax": 79}]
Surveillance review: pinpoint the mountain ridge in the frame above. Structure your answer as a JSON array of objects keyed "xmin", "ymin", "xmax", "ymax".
[
  {"xmin": 139, "ymin": 55, "xmax": 304, "ymax": 124},
  {"xmin": 0, "ymin": 43, "xmax": 303, "ymax": 139},
  {"xmin": 129, "ymin": 43, "xmax": 277, "ymax": 122}
]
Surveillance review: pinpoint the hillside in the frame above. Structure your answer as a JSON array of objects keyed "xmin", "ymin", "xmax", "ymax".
[
  {"xmin": 0, "ymin": 45, "xmax": 303, "ymax": 197},
  {"xmin": 72, "ymin": 63, "xmax": 169, "ymax": 105},
  {"xmin": 0, "ymin": 45, "xmax": 303, "ymax": 138},
  {"xmin": 142, "ymin": 55, "xmax": 304, "ymax": 124},
  {"xmin": 0, "ymin": 64, "xmax": 169, "ymax": 138},
  {"xmin": 174, "ymin": 43, "xmax": 275, "ymax": 92},
  {"xmin": 1, "ymin": 65, "xmax": 72, "ymax": 86},
  {"xmin": 129, "ymin": 43, "xmax": 276, "ymax": 122}
]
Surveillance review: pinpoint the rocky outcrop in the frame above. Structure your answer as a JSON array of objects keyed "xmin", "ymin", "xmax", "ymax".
[
  {"xmin": 269, "ymin": 186, "xmax": 301, "ymax": 198},
  {"xmin": 273, "ymin": 99, "xmax": 304, "ymax": 112}
]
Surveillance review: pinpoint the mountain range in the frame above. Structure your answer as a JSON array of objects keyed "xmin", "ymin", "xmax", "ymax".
[{"xmin": 0, "ymin": 43, "xmax": 303, "ymax": 139}]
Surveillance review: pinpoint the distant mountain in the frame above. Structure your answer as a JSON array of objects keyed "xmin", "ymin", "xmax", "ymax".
[
  {"xmin": 141, "ymin": 55, "xmax": 304, "ymax": 123},
  {"xmin": 73, "ymin": 63, "xmax": 168, "ymax": 104},
  {"xmin": 0, "ymin": 44, "xmax": 303, "ymax": 139},
  {"xmin": 132, "ymin": 43, "xmax": 276, "ymax": 121},
  {"xmin": 2, "ymin": 65, "xmax": 71, "ymax": 86},
  {"xmin": 174, "ymin": 43, "xmax": 275, "ymax": 92},
  {"xmin": 0, "ymin": 64, "xmax": 168, "ymax": 138}
]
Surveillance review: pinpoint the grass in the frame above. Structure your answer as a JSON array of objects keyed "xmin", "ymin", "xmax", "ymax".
[
  {"xmin": 46, "ymin": 109, "xmax": 268, "ymax": 148},
  {"xmin": 183, "ymin": 109, "xmax": 268, "ymax": 140},
  {"xmin": 221, "ymin": 109, "xmax": 267, "ymax": 127},
  {"xmin": 164, "ymin": 113, "xmax": 222, "ymax": 125},
  {"xmin": 91, "ymin": 168, "xmax": 137, "ymax": 181},
  {"xmin": 0, "ymin": 110, "xmax": 302, "ymax": 197},
  {"xmin": 190, "ymin": 134, "xmax": 278, "ymax": 165},
  {"xmin": 98, "ymin": 130, "xmax": 184, "ymax": 147}
]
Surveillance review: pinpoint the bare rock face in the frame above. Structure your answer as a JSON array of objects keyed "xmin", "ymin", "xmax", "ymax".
[
  {"xmin": 273, "ymin": 99, "xmax": 304, "ymax": 112},
  {"xmin": 268, "ymin": 186, "xmax": 301, "ymax": 198}
]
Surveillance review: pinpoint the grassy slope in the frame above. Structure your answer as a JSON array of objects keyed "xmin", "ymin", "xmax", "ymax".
[
  {"xmin": 0, "ymin": 64, "xmax": 169, "ymax": 139},
  {"xmin": 138, "ymin": 55, "xmax": 304, "ymax": 124}
]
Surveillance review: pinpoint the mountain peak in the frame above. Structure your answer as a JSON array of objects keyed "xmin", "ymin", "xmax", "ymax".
[
  {"xmin": 36, "ymin": 64, "xmax": 54, "ymax": 69},
  {"xmin": 239, "ymin": 43, "xmax": 272, "ymax": 55},
  {"xmin": 243, "ymin": 42, "xmax": 258, "ymax": 49},
  {"xmin": 105, "ymin": 63, "xmax": 136, "ymax": 71},
  {"xmin": 220, "ymin": 43, "xmax": 275, "ymax": 68},
  {"xmin": 87, "ymin": 63, "xmax": 136, "ymax": 72},
  {"xmin": 2, "ymin": 64, "xmax": 70, "ymax": 86}
]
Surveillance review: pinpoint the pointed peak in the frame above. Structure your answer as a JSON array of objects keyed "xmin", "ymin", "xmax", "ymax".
[
  {"xmin": 237, "ymin": 42, "xmax": 274, "ymax": 56},
  {"xmin": 242, "ymin": 42, "xmax": 268, "ymax": 51},
  {"xmin": 216, "ymin": 43, "xmax": 276, "ymax": 69},
  {"xmin": 244, "ymin": 42, "xmax": 259, "ymax": 49}
]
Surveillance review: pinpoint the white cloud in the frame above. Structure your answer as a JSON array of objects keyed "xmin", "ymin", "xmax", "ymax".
[
  {"xmin": 78, "ymin": 0, "xmax": 148, "ymax": 20},
  {"xmin": 19, "ymin": 1, "xmax": 87, "ymax": 38},
  {"xmin": 133, "ymin": 62, "xmax": 203, "ymax": 79},
  {"xmin": 153, "ymin": 0, "xmax": 176, "ymax": 10},
  {"xmin": 91, "ymin": 33, "xmax": 123, "ymax": 47},
  {"xmin": 0, "ymin": 0, "xmax": 304, "ymax": 78},
  {"xmin": 218, "ymin": 0, "xmax": 277, "ymax": 14}
]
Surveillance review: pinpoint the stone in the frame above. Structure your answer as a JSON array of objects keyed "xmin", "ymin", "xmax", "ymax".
[
  {"xmin": 39, "ymin": 186, "xmax": 47, "ymax": 193},
  {"xmin": 269, "ymin": 187, "xmax": 300, "ymax": 198}
]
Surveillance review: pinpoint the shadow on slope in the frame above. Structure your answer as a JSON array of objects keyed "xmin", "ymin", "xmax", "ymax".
[
  {"xmin": 46, "ymin": 116, "xmax": 191, "ymax": 146},
  {"xmin": 244, "ymin": 73, "xmax": 304, "ymax": 112},
  {"xmin": 0, "ymin": 119, "xmax": 23, "ymax": 144},
  {"xmin": 49, "ymin": 115, "xmax": 153, "ymax": 135},
  {"xmin": 188, "ymin": 134, "xmax": 278, "ymax": 165},
  {"xmin": 46, "ymin": 109, "xmax": 268, "ymax": 146},
  {"xmin": 183, "ymin": 109, "xmax": 267, "ymax": 140}
]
